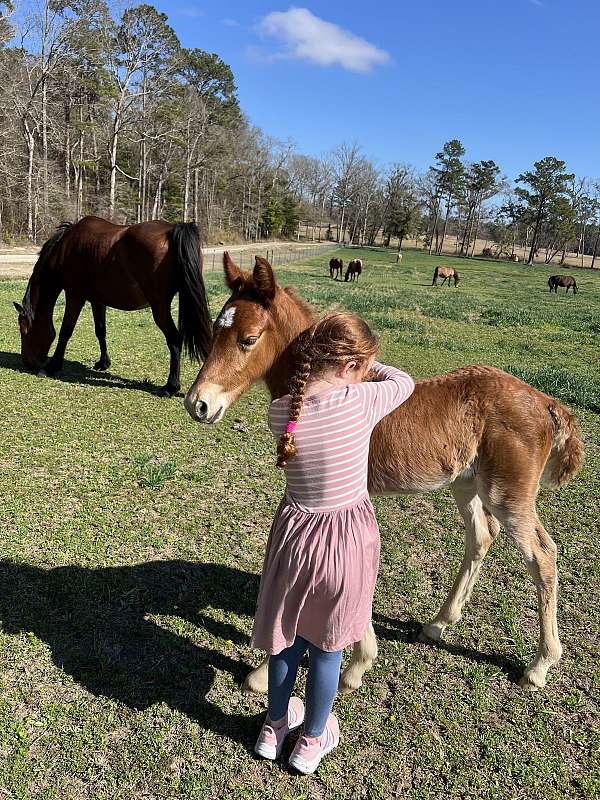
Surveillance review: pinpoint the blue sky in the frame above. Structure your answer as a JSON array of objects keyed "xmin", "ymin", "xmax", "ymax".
[{"xmin": 62, "ymin": 2, "xmax": 600, "ymax": 178}]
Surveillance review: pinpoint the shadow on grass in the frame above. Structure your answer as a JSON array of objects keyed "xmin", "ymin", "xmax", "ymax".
[
  {"xmin": 373, "ymin": 612, "xmax": 524, "ymax": 682},
  {"xmin": 0, "ymin": 559, "xmax": 262, "ymax": 745},
  {"xmin": 0, "ymin": 350, "xmax": 177, "ymax": 397}
]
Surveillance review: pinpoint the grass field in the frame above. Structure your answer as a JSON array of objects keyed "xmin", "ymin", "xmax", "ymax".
[{"xmin": 0, "ymin": 248, "xmax": 598, "ymax": 799}]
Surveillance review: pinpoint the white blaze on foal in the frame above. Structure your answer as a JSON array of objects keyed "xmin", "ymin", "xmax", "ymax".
[{"xmin": 217, "ymin": 307, "xmax": 236, "ymax": 328}]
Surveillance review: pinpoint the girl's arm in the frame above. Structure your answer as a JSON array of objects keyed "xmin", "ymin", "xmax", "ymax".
[{"xmin": 357, "ymin": 361, "xmax": 415, "ymax": 425}]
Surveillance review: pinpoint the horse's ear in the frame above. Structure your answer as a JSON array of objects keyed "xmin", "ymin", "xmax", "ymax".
[
  {"xmin": 13, "ymin": 302, "xmax": 24, "ymax": 315},
  {"xmin": 223, "ymin": 252, "xmax": 243, "ymax": 291},
  {"xmin": 253, "ymin": 256, "xmax": 276, "ymax": 301}
]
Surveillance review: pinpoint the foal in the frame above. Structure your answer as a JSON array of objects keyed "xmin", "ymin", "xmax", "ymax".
[
  {"xmin": 185, "ymin": 254, "xmax": 583, "ymax": 695},
  {"xmin": 432, "ymin": 266, "xmax": 459, "ymax": 286}
]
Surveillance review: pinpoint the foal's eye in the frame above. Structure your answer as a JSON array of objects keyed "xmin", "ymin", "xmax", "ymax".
[{"xmin": 240, "ymin": 335, "xmax": 259, "ymax": 350}]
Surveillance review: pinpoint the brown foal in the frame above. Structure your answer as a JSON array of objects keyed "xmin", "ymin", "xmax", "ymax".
[{"xmin": 185, "ymin": 253, "xmax": 584, "ymax": 694}]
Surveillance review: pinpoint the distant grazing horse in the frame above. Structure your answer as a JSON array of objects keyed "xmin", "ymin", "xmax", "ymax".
[
  {"xmin": 432, "ymin": 266, "xmax": 459, "ymax": 287},
  {"xmin": 548, "ymin": 275, "xmax": 577, "ymax": 294},
  {"xmin": 184, "ymin": 252, "xmax": 583, "ymax": 696},
  {"xmin": 329, "ymin": 257, "xmax": 343, "ymax": 279},
  {"xmin": 14, "ymin": 216, "xmax": 212, "ymax": 396},
  {"xmin": 345, "ymin": 258, "xmax": 362, "ymax": 282}
]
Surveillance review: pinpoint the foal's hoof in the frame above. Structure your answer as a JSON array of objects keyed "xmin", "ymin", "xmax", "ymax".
[
  {"xmin": 93, "ymin": 359, "xmax": 111, "ymax": 371},
  {"xmin": 338, "ymin": 668, "xmax": 362, "ymax": 694},
  {"xmin": 242, "ymin": 670, "xmax": 268, "ymax": 695},
  {"xmin": 518, "ymin": 672, "xmax": 544, "ymax": 692},
  {"xmin": 36, "ymin": 369, "xmax": 48, "ymax": 378},
  {"xmin": 418, "ymin": 623, "xmax": 444, "ymax": 643}
]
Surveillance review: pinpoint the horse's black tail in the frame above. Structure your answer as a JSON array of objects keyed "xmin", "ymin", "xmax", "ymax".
[
  {"xmin": 170, "ymin": 222, "xmax": 212, "ymax": 361},
  {"xmin": 454, "ymin": 270, "xmax": 460, "ymax": 286},
  {"xmin": 344, "ymin": 267, "xmax": 350, "ymax": 282},
  {"xmin": 432, "ymin": 267, "xmax": 438, "ymax": 285}
]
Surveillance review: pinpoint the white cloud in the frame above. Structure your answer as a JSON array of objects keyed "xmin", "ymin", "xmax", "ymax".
[
  {"xmin": 258, "ymin": 7, "xmax": 390, "ymax": 73},
  {"xmin": 222, "ymin": 18, "xmax": 240, "ymax": 27}
]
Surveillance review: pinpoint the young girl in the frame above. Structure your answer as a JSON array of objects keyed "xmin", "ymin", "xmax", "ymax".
[{"xmin": 251, "ymin": 311, "xmax": 415, "ymax": 774}]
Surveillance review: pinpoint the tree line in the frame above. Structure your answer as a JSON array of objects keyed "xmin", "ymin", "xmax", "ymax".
[{"xmin": 1, "ymin": 0, "xmax": 599, "ymax": 267}]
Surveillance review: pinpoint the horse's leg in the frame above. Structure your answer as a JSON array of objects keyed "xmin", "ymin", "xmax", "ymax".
[
  {"xmin": 91, "ymin": 302, "xmax": 111, "ymax": 371},
  {"xmin": 43, "ymin": 292, "xmax": 85, "ymax": 375},
  {"xmin": 492, "ymin": 505, "xmax": 561, "ymax": 690},
  {"xmin": 242, "ymin": 655, "xmax": 269, "ymax": 694},
  {"xmin": 150, "ymin": 299, "xmax": 182, "ymax": 397},
  {"xmin": 339, "ymin": 622, "xmax": 377, "ymax": 693},
  {"xmin": 419, "ymin": 480, "xmax": 500, "ymax": 642}
]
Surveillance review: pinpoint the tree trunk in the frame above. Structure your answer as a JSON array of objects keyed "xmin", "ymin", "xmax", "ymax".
[
  {"xmin": 590, "ymin": 230, "xmax": 600, "ymax": 269},
  {"xmin": 527, "ymin": 201, "xmax": 545, "ymax": 264},
  {"xmin": 438, "ymin": 195, "xmax": 451, "ymax": 255}
]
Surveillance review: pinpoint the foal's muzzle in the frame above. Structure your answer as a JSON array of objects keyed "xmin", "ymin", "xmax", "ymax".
[{"xmin": 184, "ymin": 383, "xmax": 229, "ymax": 425}]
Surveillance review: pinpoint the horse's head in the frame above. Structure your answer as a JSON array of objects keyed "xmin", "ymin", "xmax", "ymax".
[
  {"xmin": 184, "ymin": 252, "xmax": 312, "ymax": 424},
  {"xmin": 13, "ymin": 294, "xmax": 56, "ymax": 370}
]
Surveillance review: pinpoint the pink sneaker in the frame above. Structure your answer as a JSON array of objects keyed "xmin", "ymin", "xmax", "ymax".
[
  {"xmin": 254, "ymin": 697, "xmax": 305, "ymax": 760},
  {"xmin": 288, "ymin": 713, "xmax": 340, "ymax": 774}
]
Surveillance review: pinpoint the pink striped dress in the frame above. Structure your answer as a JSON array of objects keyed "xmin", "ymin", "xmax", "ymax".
[{"xmin": 251, "ymin": 363, "xmax": 415, "ymax": 654}]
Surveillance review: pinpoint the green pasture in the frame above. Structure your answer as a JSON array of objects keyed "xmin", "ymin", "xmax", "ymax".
[{"xmin": 0, "ymin": 248, "xmax": 598, "ymax": 799}]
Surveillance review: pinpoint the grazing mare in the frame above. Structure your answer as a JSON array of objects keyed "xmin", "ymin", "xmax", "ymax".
[
  {"xmin": 184, "ymin": 253, "xmax": 583, "ymax": 695},
  {"xmin": 329, "ymin": 257, "xmax": 343, "ymax": 279},
  {"xmin": 548, "ymin": 275, "xmax": 577, "ymax": 294},
  {"xmin": 13, "ymin": 216, "xmax": 212, "ymax": 396},
  {"xmin": 345, "ymin": 258, "xmax": 362, "ymax": 282},
  {"xmin": 432, "ymin": 266, "xmax": 459, "ymax": 287}
]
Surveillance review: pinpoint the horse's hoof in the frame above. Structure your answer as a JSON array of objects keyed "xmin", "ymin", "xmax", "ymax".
[
  {"xmin": 518, "ymin": 671, "xmax": 545, "ymax": 692},
  {"xmin": 242, "ymin": 671, "xmax": 268, "ymax": 695},
  {"xmin": 93, "ymin": 359, "xmax": 111, "ymax": 372},
  {"xmin": 37, "ymin": 369, "xmax": 48, "ymax": 378},
  {"xmin": 158, "ymin": 384, "xmax": 179, "ymax": 398},
  {"xmin": 338, "ymin": 670, "xmax": 362, "ymax": 694},
  {"xmin": 418, "ymin": 623, "xmax": 444, "ymax": 643}
]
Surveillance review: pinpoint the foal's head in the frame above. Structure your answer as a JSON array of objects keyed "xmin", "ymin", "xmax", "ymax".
[{"xmin": 184, "ymin": 253, "xmax": 313, "ymax": 424}]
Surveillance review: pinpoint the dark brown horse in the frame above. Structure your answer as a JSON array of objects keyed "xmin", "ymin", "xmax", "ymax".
[
  {"xmin": 432, "ymin": 266, "xmax": 459, "ymax": 287},
  {"xmin": 345, "ymin": 258, "xmax": 362, "ymax": 282},
  {"xmin": 548, "ymin": 275, "xmax": 577, "ymax": 294},
  {"xmin": 329, "ymin": 257, "xmax": 343, "ymax": 279},
  {"xmin": 13, "ymin": 216, "xmax": 212, "ymax": 396}
]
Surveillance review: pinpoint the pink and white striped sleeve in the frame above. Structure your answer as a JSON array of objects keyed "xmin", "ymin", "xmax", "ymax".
[{"xmin": 356, "ymin": 361, "xmax": 415, "ymax": 426}]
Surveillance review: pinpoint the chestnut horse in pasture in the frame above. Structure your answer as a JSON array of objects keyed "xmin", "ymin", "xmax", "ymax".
[
  {"xmin": 184, "ymin": 253, "xmax": 583, "ymax": 696},
  {"xmin": 548, "ymin": 275, "xmax": 577, "ymax": 294},
  {"xmin": 432, "ymin": 265, "xmax": 459, "ymax": 286},
  {"xmin": 329, "ymin": 257, "xmax": 343, "ymax": 279},
  {"xmin": 345, "ymin": 258, "xmax": 362, "ymax": 282},
  {"xmin": 13, "ymin": 216, "xmax": 212, "ymax": 396}
]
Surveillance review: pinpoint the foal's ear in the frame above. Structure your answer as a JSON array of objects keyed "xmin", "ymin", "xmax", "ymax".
[
  {"xmin": 253, "ymin": 256, "xmax": 276, "ymax": 301},
  {"xmin": 223, "ymin": 251, "xmax": 244, "ymax": 292},
  {"xmin": 13, "ymin": 302, "xmax": 25, "ymax": 315}
]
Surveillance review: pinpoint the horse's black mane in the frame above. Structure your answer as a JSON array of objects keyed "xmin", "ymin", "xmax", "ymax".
[{"xmin": 23, "ymin": 222, "xmax": 73, "ymax": 315}]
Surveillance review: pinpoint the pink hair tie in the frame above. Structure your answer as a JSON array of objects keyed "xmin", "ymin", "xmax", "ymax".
[{"xmin": 285, "ymin": 420, "xmax": 297, "ymax": 434}]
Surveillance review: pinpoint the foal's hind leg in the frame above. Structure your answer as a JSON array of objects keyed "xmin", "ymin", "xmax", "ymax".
[
  {"xmin": 150, "ymin": 299, "xmax": 182, "ymax": 397},
  {"xmin": 420, "ymin": 480, "xmax": 500, "ymax": 642},
  {"xmin": 339, "ymin": 622, "xmax": 378, "ymax": 693},
  {"xmin": 91, "ymin": 302, "xmax": 111, "ymax": 371},
  {"xmin": 44, "ymin": 291, "xmax": 85, "ymax": 375},
  {"xmin": 489, "ymin": 506, "xmax": 562, "ymax": 690}
]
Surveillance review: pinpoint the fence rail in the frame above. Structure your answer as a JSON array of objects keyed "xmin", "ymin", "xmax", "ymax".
[{"xmin": 203, "ymin": 242, "xmax": 340, "ymax": 273}]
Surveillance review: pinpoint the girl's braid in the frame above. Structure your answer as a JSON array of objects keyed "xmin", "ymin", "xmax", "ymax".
[{"xmin": 276, "ymin": 327, "xmax": 315, "ymax": 468}]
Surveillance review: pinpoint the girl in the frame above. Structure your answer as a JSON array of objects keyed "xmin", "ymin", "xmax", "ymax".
[{"xmin": 252, "ymin": 311, "xmax": 415, "ymax": 774}]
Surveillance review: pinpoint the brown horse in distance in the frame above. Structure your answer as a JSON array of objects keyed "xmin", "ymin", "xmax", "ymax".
[
  {"xmin": 432, "ymin": 265, "xmax": 459, "ymax": 286},
  {"xmin": 345, "ymin": 258, "xmax": 362, "ymax": 282},
  {"xmin": 184, "ymin": 253, "xmax": 583, "ymax": 696},
  {"xmin": 329, "ymin": 257, "xmax": 343, "ymax": 279},
  {"xmin": 13, "ymin": 216, "xmax": 212, "ymax": 396},
  {"xmin": 548, "ymin": 275, "xmax": 577, "ymax": 294}
]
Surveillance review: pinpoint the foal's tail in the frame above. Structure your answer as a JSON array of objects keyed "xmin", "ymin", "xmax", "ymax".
[
  {"xmin": 344, "ymin": 267, "xmax": 350, "ymax": 282},
  {"xmin": 170, "ymin": 222, "xmax": 212, "ymax": 361},
  {"xmin": 542, "ymin": 401, "xmax": 585, "ymax": 489},
  {"xmin": 432, "ymin": 267, "xmax": 438, "ymax": 285}
]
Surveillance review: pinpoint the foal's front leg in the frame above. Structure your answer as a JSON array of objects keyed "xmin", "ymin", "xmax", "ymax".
[{"xmin": 339, "ymin": 623, "xmax": 378, "ymax": 693}]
